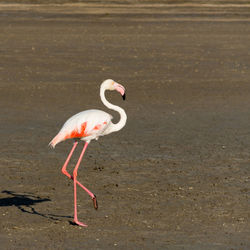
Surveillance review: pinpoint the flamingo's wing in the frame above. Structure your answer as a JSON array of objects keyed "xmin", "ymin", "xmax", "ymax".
[{"xmin": 49, "ymin": 109, "xmax": 112, "ymax": 148}]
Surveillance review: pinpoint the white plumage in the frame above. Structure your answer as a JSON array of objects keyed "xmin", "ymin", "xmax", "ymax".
[{"xmin": 49, "ymin": 109, "xmax": 113, "ymax": 147}]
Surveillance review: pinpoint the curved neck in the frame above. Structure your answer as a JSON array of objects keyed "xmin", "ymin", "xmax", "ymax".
[{"xmin": 100, "ymin": 86, "xmax": 127, "ymax": 133}]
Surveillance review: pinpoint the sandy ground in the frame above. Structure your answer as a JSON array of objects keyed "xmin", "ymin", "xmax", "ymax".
[{"xmin": 0, "ymin": 1, "xmax": 250, "ymax": 249}]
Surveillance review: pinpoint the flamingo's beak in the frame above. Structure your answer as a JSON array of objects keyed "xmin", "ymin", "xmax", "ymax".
[
  {"xmin": 114, "ymin": 83, "xmax": 126, "ymax": 100},
  {"xmin": 122, "ymin": 93, "xmax": 126, "ymax": 100}
]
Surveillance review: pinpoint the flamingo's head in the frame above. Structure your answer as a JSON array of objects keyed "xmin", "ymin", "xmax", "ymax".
[{"xmin": 102, "ymin": 79, "xmax": 126, "ymax": 100}]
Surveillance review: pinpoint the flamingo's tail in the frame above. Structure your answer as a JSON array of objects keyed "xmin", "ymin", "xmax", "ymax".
[{"xmin": 49, "ymin": 133, "xmax": 63, "ymax": 148}]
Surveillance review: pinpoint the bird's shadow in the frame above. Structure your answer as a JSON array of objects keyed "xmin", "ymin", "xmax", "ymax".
[{"xmin": 0, "ymin": 190, "xmax": 73, "ymax": 221}]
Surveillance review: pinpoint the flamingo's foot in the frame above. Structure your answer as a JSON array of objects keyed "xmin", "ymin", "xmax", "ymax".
[
  {"xmin": 74, "ymin": 219, "xmax": 88, "ymax": 227},
  {"xmin": 92, "ymin": 194, "xmax": 98, "ymax": 210}
]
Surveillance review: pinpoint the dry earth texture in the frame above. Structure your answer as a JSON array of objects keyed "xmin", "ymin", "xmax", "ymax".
[{"xmin": 0, "ymin": 1, "xmax": 249, "ymax": 249}]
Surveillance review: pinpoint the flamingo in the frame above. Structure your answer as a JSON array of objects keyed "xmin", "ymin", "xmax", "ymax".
[{"xmin": 49, "ymin": 79, "xmax": 127, "ymax": 227}]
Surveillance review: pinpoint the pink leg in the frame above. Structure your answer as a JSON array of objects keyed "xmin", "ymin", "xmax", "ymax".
[
  {"xmin": 61, "ymin": 141, "xmax": 98, "ymax": 209},
  {"xmin": 61, "ymin": 141, "xmax": 78, "ymax": 179},
  {"xmin": 73, "ymin": 142, "xmax": 89, "ymax": 227}
]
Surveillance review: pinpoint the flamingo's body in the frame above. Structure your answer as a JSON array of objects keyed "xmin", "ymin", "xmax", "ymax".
[
  {"xmin": 50, "ymin": 109, "xmax": 112, "ymax": 147},
  {"xmin": 49, "ymin": 79, "xmax": 127, "ymax": 227}
]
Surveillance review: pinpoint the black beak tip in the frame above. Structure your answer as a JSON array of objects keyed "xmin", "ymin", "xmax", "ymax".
[{"xmin": 122, "ymin": 93, "xmax": 126, "ymax": 100}]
